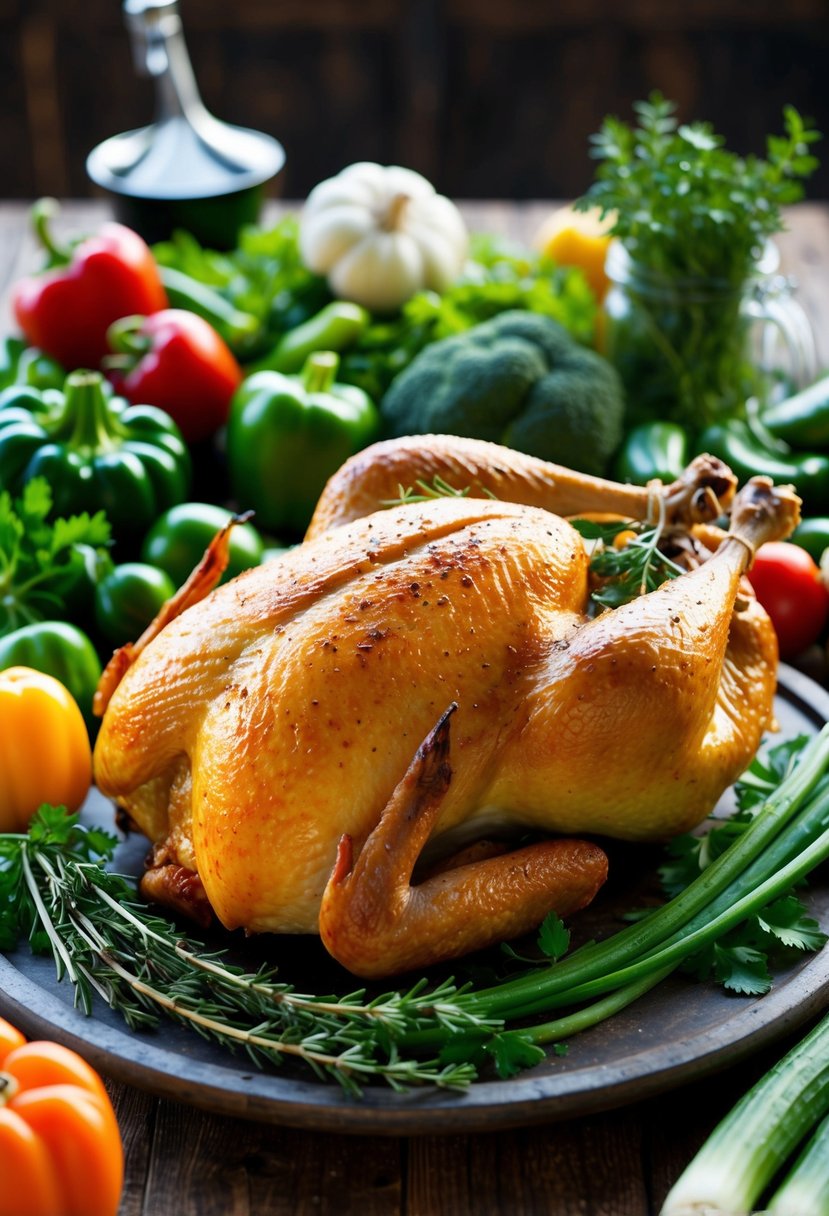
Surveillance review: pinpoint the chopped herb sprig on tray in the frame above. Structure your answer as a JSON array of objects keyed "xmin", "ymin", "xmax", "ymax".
[{"xmin": 2, "ymin": 728, "xmax": 829, "ymax": 1095}]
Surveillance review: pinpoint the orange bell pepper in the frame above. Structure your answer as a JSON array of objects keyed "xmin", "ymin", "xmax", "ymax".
[
  {"xmin": 0, "ymin": 667, "xmax": 92, "ymax": 832},
  {"xmin": 0, "ymin": 1017, "xmax": 123, "ymax": 1216}
]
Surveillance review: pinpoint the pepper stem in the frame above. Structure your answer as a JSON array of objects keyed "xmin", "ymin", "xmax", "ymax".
[
  {"xmin": 0, "ymin": 1071, "xmax": 18, "ymax": 1106},
  {"xmin": 105, "ymin": 315, "xmax": 151, "ymax": 365},
  {"xmin": 302, "ymin": 351, "xmax": 340, "ymax": 394},
  {"xmin": 31, "ymin": 197, "xmax": 73, "ymax": 266},
  {"xmin": 58, "ymin": 370, "xmax": 120, "ymax": 452}
]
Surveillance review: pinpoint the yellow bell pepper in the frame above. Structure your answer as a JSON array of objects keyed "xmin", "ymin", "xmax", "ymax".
[
  {"xmin": 534, "ymin": 204, "xmax": 616, "ymax": 303},
  {"xmin": 0, "ymin": 667, "xmax": 92, "ymax": 832}
]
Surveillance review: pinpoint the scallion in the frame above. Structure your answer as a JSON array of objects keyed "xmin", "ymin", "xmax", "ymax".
[{"xmin": 661, "ymin": 1011, "xmax": 829, "ymax": 1216}]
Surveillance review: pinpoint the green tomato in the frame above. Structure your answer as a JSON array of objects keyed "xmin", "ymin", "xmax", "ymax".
[
  {"xmin": 0, "ymin": 620, "xmax": 102, "ymax": 733},
  {"xmin": 94, "ymin": 562, "xmax": 176, "ymax": 648},
  {"xmin": 141, "ymin": 503, "xmax": 266, "ymax": 587}
]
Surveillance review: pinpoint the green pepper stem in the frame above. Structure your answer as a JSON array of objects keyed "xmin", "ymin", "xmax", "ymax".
[
  {"xmin": 31, "ymin": 198, "xmax": 72, "ymax": 266},
  {"xmin": 302, "ymin": 351, "xmax": 340, "ymax": 394},
  {"xmin": 105, "ymin": 316, "xmax": 151, "ymax": 363},
  {"xmin": 59, "ymin": 371, "xmax": 119, "ymax": 452}
]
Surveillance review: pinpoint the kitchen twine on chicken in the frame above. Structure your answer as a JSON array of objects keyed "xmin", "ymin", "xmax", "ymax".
[
  {"xmin": 645, "ymin": 479, "xmax": 667, "ymax": 531},
  {"xmin": 645, "ymin": 475, "xmax": 758, "ymax": 565}
]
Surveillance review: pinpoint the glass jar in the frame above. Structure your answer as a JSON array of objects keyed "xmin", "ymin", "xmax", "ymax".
[{"xmin": 603, "ymin": 240, "xmax": 817, "ymax": 430}]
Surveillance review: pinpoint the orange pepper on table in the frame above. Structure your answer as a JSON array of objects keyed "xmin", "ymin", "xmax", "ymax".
[{"xmin": 0, "ymin": 1016, "xmax": 123, "ymax": 1216}]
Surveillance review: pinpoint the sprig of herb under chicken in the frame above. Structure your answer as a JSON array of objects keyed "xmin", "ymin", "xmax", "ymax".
[
  {"xmin": 385, "ymin": 475, "xmax": 497, "ymax": 507},
  {"xmin": 2, "ymin": 727, "xmax": 829, "ymax": 1094},
  {"xmin": 0, "ymin": 806, "xmax": 495, "ymax": 1096}
]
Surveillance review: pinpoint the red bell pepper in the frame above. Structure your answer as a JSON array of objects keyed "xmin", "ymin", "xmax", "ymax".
[
  {"xmin": 106, "ymin": 309, "xmax": 243, "ymax": 443},
  {"xmin": 12, "ymin": 199, "xmax": 168, "ymax": 371}
]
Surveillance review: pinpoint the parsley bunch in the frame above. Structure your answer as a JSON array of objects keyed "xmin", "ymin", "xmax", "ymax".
[
  {"xmin": 578, "ymin": 94, "xmax": 820, "ymax": 284},
  {"xmin": 0, "ymin": 477, "xmax": 111, "ymax": 635}
]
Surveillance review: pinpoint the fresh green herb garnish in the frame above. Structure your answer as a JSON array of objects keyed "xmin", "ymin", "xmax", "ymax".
[
  {"xmin": 3, "ymin": 728, "xmax": 829, "ymax": 1094},
  {"xmin": 0, "ymin": 806, "xmax": 489, "ymax": 1095},
  {"xmin": 656, "ymin": 736, "xmax": 827, "ymax": 996},
  {"xmin": 578, "ymin": 93, "xmax": 820, "ymax": 282},
  {"xmin": 384, "ymin": 475, "xmax": 497, "ymax": 508},
  {"xmin": 575, "ymin": 95, "xmax": 821, "ymax": 429},
  {"xmin": 571, "ymin": 515, "xmax": 685, "ymax": 609},
  {"xmin": 0, "ymin": 477, "xmax": 111, "ymax": 635}
]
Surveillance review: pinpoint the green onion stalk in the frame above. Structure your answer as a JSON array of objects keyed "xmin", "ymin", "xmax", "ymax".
[{"xmin": 661, "ymin": 1011, "xmax": 829, "ymax": 1216}]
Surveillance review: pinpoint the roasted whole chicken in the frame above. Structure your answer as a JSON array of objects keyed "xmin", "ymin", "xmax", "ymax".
[{"xmin": 93, "ymin": 436, "xmax": 801, "ymax": 977}]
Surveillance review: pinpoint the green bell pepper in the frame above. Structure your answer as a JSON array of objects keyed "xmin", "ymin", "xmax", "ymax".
[
  {"xmin": 761, "ymin": 374, "xmax": 829, "ymax": 448},
  {"xmin": 141, "ymin": 503, "xmax": 265, "ymax": 587},
  {"xmin": 94, "ymin": 562, "xmax": 176, "ymax": 647},
  {"xmin": 227, "ymin": 352, "xmax": 381, "ymax": 535},
  {"xmin": 249, "ymin": 302, "xmax": 370, "ymax": 375},
  {"xmin": 697, "ymin": 420, "xmax": 829, "ymax": 513},
  {"xmin": 613, "ymin": 421, "xmax": 688, "ymax": 486},
  {"xmin": 0, "ymin": 620, "xmax": 102, "ymax": 733},
  {"xmin": 790, "ymin": 517, "xmax": 829, "ymax": 563},
  {"xmin": 0, "ymin": 369, "xmax": 191, "ymax": 545},
  {"xmin": 0, "ymin": 336, "xmax": 65, "ymax": 392}
]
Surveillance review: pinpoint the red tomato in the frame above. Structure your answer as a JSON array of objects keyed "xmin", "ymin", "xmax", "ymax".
[{"xmin": 746, "ymin": 541, "xmax": 829, "ymax": 660}]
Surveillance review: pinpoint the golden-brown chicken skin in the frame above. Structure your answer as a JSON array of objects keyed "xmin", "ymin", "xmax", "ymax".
[{"xmin": 93, "ymin": 441, "xmax": 798, "ymax": 977}]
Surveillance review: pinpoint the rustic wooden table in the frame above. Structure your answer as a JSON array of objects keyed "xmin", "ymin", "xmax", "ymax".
[{"xmin": 1, "ymin": 199, "xmax": 829, "ymax": 1216}]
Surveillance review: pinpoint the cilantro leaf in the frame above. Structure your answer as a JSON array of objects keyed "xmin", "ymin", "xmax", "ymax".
[
  {"xmin": 537, "ymin": 913, "xmax": 570, "ymax": 961},
  {"xmin": 711, "ymin": 944, "xmax": 772, "ymax": 996},
  {"xmin": 735, "ymin": 735, "xmax": 810, "ymax": 811},
  {"xmin": 485, "ymin": 1032, "xmax": 546, "ymax": 1079},
  {"xmin": 756, "ymin": 897, "xmax": 828, "ymax": 953}
]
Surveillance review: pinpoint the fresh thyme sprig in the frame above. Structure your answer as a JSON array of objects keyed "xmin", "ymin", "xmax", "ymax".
[
  {"xmin": 383, "ymin": 474, "xmax": 497, "ymax": 507},
  {"xmin": 570, "ymin": 514, "xmax": 685, "ymax": 609}
]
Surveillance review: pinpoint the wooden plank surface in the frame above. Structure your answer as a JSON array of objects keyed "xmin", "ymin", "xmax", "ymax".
[{"xmin": 2, "ymin": 199, "xmax": 829, "ymax": 1215}]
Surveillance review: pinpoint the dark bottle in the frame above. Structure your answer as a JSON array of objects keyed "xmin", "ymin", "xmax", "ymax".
[{"xmin": 86, "ymin": 0, "xmax": 285, "ymax": 248}]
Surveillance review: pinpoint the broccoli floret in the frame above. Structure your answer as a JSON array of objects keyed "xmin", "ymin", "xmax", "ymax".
[{"xmin": 381, "ymin": 310, "xmax": 625, "ymax": 476}]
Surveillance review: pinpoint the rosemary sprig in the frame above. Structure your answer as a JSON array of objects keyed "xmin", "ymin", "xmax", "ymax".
[
  {"xmin": 383, "ymin": 475, "xmax": 497, "ymax": 507},
  {"xmin": 0, "ymin": 808, "xmax": 494, "ymax": 1095},
  {"xmin": 3, "ymin": 725, "xmax": 829, "ymax": 1097}
]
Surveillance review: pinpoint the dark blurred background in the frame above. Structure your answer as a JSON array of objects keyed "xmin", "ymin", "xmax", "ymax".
[{"xmin": 3, "ymin": 0, "xmax": 829, "ymax": 203}]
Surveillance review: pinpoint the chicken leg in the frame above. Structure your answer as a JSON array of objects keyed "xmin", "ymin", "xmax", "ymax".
[
  {"xmin": 306, "ymin": 434, "xmax": 737, "ymax": 538},
  {"xmin": 488, "ymin": 476, "xmax": 801, "ymax": 842},
  {"xmin": 319, "ymin": 704, "xmax": 608, "ymax": 977}
]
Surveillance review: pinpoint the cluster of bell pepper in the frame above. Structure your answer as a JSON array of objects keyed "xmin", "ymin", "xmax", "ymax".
[{"xmin": 0, "ymin": 205, "xmax": 386, "ymax": 773}]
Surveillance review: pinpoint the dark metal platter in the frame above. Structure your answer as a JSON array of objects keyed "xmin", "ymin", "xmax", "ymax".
[{"xmin": 1, "ymin": 664, "xmax": 828, "ymax": 1136}]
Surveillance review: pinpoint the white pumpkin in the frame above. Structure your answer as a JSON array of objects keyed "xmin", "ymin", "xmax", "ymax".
[{"xmin": 299, "ymin": 162, "xmax": 469, "ymax": 313}]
